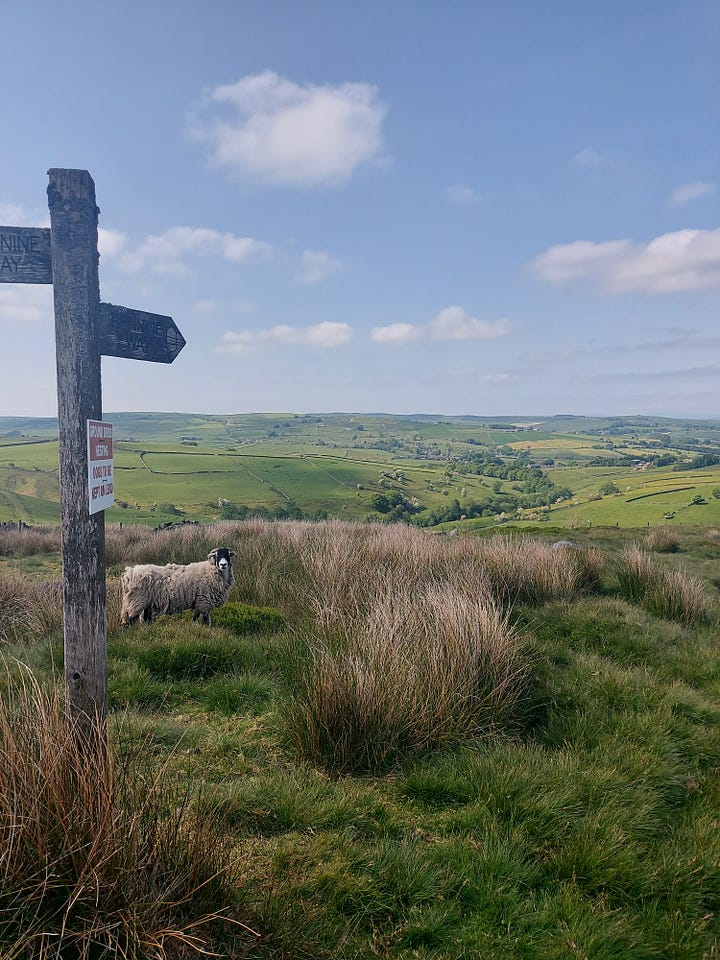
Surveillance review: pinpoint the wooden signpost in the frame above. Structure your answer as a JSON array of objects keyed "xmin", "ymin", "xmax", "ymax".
[{"xmin": 1, "ymin": 169, "xmax": 185, "ymax": 733}]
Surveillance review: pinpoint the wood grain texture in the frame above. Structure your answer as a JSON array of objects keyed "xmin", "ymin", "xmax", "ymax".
[{"xmin": 48, "ymin": 168, "xmax": 108, "ymax": 726}]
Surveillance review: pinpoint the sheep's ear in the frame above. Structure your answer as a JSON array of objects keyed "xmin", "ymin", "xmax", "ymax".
[
  {"xmin": 229, "ymin": 550, "xmax": 236, "ymax": 558},
  {"xmin": 207, "ymin": 550, "xmax": 218, "ymax": 564}
]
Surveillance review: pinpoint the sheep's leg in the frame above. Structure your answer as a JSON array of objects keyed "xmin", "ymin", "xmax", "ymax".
[{"xmin": 141, "ymin": 605, "xmax": 154, "ymax": 624}]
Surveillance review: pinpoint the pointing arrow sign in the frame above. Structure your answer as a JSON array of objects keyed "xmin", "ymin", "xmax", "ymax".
[{"xmin": 98, "ymin": 302, "xmax": 186, "ymax": 363}]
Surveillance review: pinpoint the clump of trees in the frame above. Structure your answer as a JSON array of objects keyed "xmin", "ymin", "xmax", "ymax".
[
  {"xmin": 218, "ymin": 500, "xmax": 328, "ymax": 521},
  {"xmin": 369, "ymin": 492, "xmax": 424, "ymax": 523},
  {"xmin": 674, "ymin": 454, "xmax": 720, "ymax": 471}
]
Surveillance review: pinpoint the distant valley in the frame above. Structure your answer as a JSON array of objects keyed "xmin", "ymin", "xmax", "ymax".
[{"xmin": 2, "ymin": 411, "xmax": 720, "ymax": 529}]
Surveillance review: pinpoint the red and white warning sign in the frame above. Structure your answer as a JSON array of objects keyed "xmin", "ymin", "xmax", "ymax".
[{"xmin": 87, "ymin": 420, "xmax": 114, "ymax": 514}]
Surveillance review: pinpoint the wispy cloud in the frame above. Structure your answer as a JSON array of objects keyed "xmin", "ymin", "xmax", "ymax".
[
  {"xmin": 531, "ymin": 227, "xmax": 720, "ymax": 294},
  {"xmin": 590, "ymin": 362, "xmax": 720, "ymax": 383},
  {"xmin": 115, "ymin": 227, "xmax": 271, "ymax": 276},
  {"xmin": 668, "ymin": 181, "xmax": 716, "ymax": 207},
  {"xmin": 0, "ymin": 203, "xmax": 28, "ymax": 224},
  {"xmin": 524, "ymin": 330, "xmax": 720, "ymax": 366},
  {"xmin": 98, "ymin": 228, "xmax": 127, "ymax": 258},
  {"xmin": 372, "ymin": 306, "xmax": 511, "ymax": 346},
  {"xmin": 572, "ymin": 146, "xmax": 613, "ymax": 169},
  {"xmin": 188, "ymin": 71, "xmax": 387, "ymax": 186},
  {"xmin": 295, "ymin": 249, "xmax": 343, "ymax": 284},
  {"xmin": 218, "ymin": 321, "xmax": 353, "ymax": 353},
  {"xmin": 0, "ymin": 287, "xmax": 52, "ymax": 324},
  {"xmin": 444, "ymin": 184, "xmax": 485, "ymax": 206},
  {"xmin": 192, "ymin": 298, "xmax": 254, "ymax": 314},
  {"xmin": 480, "ymin": 372, "xmax": 516, "ymax": 382}
]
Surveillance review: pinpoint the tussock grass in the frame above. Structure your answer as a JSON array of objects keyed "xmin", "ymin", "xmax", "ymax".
[
  {"xmin": 105, "ymin": 520, "xmax": 605, "ymax": 617},
  {"xmin": 476, "ymin": 534, "xmax": 604, "ymax": 603},
  {"xmin": 0, "ymin": 670, "xmax": 252, "ymax": 959},
  {"xmin": 103, "ymin": 521, "xmax": 605, "ymax": 772},
  {"xmin": 0, "ymin": 524, "xmax": 61, "ymax": 557},
  {"xmin": 286, "ymin": 582, "xmax": 528, "ymax": 773},
  {"xmin": 0, "ymin": 573, "xmax": 63, "ymax": 645},
  {"xmin": 616, "ymin": 546, "xmax": 714, "ymax": 625},
  {"xmin": 106, "ymin": 520, "xmax": 220, "ymax": 566},
  {"xmin": 643, "ymin": 527, "xmax": 681, "ymax": 553}
]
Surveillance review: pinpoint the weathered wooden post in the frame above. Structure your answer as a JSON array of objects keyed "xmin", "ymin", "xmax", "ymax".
[
  {"xmin": 2, "ymin": 170, "xmax": 185, "ymax": 737},
  {"xmin": 47, "ymin": 169, "xmax": 107, "ymax": 728}
]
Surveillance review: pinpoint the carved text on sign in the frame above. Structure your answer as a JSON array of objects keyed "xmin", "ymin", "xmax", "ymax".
[
  {"xmin": 98, "ymin": 302, "xmax": 186, "ymax": 363},
  {"xmin": 0, "ymin": 227, "xmax": 52, "ymax": 282}
]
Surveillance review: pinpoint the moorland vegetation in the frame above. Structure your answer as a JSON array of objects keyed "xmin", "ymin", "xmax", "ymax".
[{"xmin": 1, "ymin": 517, "xmax": 719, "ymax": 958}]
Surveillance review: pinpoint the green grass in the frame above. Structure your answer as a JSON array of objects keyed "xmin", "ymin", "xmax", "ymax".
[{"xmin": 2, "ymin": 520, "xmax": 720, "ymax": 957}]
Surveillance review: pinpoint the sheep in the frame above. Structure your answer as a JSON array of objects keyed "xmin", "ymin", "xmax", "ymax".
[{"xmin": 120, "ymin": 547, "xmax": 235, "ymax": 627}]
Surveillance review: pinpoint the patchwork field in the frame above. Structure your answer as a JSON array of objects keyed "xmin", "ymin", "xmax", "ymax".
[{"xmin": 1, "ymin": 412, "xmax": 720, "ymax": 529}]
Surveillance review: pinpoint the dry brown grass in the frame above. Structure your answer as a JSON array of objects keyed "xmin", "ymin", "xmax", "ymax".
[
  {"xmin": 0, "ymin": 669, "xmax": 250, "ymax": 959},
  {"xmin": 0, "ymin": 525, "xmax": 61, "ymax": 558},
  {"xmin": 616, "ymin": 546, "xmax": 714, "ymax": 625},
  {"xmin": 643, "ymin": 528, "xmax": 681, "ymax": 553},
  {"xmin": 286, "ymin": 578, "xmax": 529, "ymax": 773},
  {"xmin": 0, "ymin": 572, "xmax": 63, "ymax": 645},
  {"xmin": 474, "ymin": 535, "xmax": 604, "ymax": 604}
]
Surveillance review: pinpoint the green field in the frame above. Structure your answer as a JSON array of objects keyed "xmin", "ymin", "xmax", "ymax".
[{"xmin": 1, "ymin": 412, "xmax": 720, "ymax": 528}]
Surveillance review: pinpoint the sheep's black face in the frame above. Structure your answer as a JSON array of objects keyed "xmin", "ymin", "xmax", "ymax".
[{"xmin": 208, "ymin": 547, "xmax": 235, "ymax": 583}]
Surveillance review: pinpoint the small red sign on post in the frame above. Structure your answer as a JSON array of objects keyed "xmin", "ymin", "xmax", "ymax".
[{"xmin": 87, "ymin": 420, "xmax": 114, "ymax": 514}]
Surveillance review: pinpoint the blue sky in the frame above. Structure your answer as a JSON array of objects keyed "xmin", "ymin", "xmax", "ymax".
[{"xmin": 1, "ymin": 0, "xmax": 718, "ymax": 419}]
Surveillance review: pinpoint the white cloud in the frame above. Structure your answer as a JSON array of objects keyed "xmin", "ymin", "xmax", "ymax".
[
  {"xmin": 296, "ymin": 249, "xmax": 343, "ymax": 284},
  {"xmin": 0, "ymin": 203, "xmax": 50, "ymax": 230},
  {"xmin": 192, "ymin": 299, "xmax": 220, "ymax": 313},
  {"xmin": 444, "ymin": 184, "xmax": 485, "ymax": 206},
  {"xmin": 572, "ymin": 146, "xmax": 612, "ymax": 168},
  {"xmin": 531, "ymin": 228, "xmax": 720, "ymax": 294},
  {"xmin": 668, "ymin": 181, "xmax": 716, "ymax": 207},
  {"xmin": 372, "ymin": 306, "xmax": 511, "ymax": 346},
  {"xmin": 218, "ymin": 321, "xmax": 353, "ymax": 353},
  {"xmin": 0, "ymin": 286, "xmax": 53, "ymax": 324},
  {"xmin": 119, "ymin": 227, "xmax": 271, "ymax": 275},
  {"xmin": 479, "ymin": 372, "xmax": 516, "ymax": 383},
  {"xmin": 98, "ymin": 227, "xmax": 127, "ymax": 258},
  {"xmin": 0, "ymin": 203, "xmax": 27, "ymax": 224},
  {"xmin": 189, "ymin": 71, "xmax": 387, "ymax": 186},
  {"xmin": 372, "ymin": 322, "xmax": 421, "ymax": 345}
]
